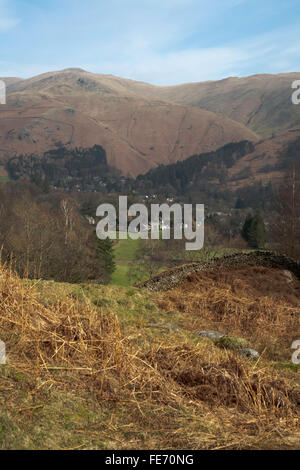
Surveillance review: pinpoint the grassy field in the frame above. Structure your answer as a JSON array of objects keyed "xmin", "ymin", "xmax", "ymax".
[
  {"xmin": 111, "ymin": 235, "xmax": 142, "ymax": 286},
  {"xmin": 111, "ymin": 263, "xmax": 131, "ymax": 287},
  {"xmin": 113, "ymin": 235, "xmax": 142, "ymax": 261},
  {"xmin": 111, "ymin": 233, "xmax": 167, "ymax": 287},
  {"xmin": 0, "ymin": 262, "xmax": 299, "ymax": 450},
  {"xmin": 111, "ymin": 235, "xmax": 254, "ymax": 287}
]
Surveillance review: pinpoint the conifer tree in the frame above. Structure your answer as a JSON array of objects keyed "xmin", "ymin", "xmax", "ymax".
[
  {"xmin": 97, "ymin": 237, "xmax": 116, "ymax": 275},
  {"xmin": 242, "ymin": 212, "xmax": 266, "ymax": 249},
  {"xmin": 248, "ymin": 212, "xmax": 266, "ymax": 249},
  {"xmin": 241, "ymin": 213, "xmax": 253, "ymax": 244}
]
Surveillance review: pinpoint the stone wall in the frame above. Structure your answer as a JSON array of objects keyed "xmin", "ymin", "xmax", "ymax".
[{"xmin": 135, "ymin": 251, "xmax": 300, "ymax": 292}]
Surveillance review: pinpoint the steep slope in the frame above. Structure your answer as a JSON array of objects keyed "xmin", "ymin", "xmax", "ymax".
[
  {"xmin": 141, "ymin": 73, "xmax": 300, "ymax": 138},
  {"xmin": 131, "ymin": 127, "xmax": 300, "ymax": 201},
  {"xmin": 0, "ymin": 69, "xmax": 258, "ymax": 176},
  {"xmin": 228, "ymin": 126, "xmax": 300, "ymax": 189}
]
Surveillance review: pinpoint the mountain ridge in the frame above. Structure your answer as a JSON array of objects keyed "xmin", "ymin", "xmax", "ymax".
[
  {"xmin": 0, "ymin": 69, "xmax": 260, "ymax": 176},
  {"xmin": 1, "ymin": 68, "xmax": 299, "ymax": 177}
]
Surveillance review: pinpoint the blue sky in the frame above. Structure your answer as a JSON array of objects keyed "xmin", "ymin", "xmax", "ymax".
[{"xmin": 0, "ymin": 0, "xmax": 300, "ymax": 85}]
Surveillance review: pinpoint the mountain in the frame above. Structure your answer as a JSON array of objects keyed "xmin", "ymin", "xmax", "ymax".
[
  {"xmin": 138, "ymin": 73, "xmax": 300, "ymax": 138},
  {"xmin": 1, "ymin": 69, "xmax": 299, "ymax": 179},
  {"xmin": 0, "ymin": 69, "xmax": 258, "ymax": 176},
  {"xmin": 0, "ymin": 77, "xmax": 22, "ymax": 87},
  {"xmin": 227, "ymin": 126, "xmax": 300, "ymax": 189},
  {"xmin": 131, "ymin": 126, "xmax": 300, "ymax": 209}
]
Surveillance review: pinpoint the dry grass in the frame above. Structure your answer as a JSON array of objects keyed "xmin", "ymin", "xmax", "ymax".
[
  {"xmin": 156, "ymin": 266, "xmax": 300, "ymax": 361},
  {"xmin": 0, "ymin": 266, "xmax": 129, "ymax": 396},
  {"xmin": 0, "ymin": 263, "xmax": 299, "ymax": 449},
  {"xmin": 145, "ymin": 343, "xmax": 300, "ymax": 415}
]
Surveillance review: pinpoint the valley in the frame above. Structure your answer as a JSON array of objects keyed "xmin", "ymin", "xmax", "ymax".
[{"xmin": 0, "ymin": 69, "xmax": 299, "ymax": 452}]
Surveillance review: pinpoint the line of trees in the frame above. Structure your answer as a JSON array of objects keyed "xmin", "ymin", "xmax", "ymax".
[
  {"xmin": 0, "ymin": 181, "xmax": 115, "ymax": 283},
  {"xmin": 271, "ymin": 161, "xmax": 300, "ymax": 259},
  {"xmin": 241, "ymin": 161, "xmax": 300, "ymax": 258}
]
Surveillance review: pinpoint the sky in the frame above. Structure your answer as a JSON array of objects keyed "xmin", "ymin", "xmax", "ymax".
[{"xmin": 0, "ymin": 0, "xmax": 300, "ymax": 85}]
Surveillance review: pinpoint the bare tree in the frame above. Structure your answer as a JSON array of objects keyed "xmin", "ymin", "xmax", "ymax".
[
  {"xmin": 0, "ymin": 182, "xmax": 109, "ymax": 282},
  {"xmin": 271, "ymin": 161, "xmax": 300, "ymax": 259},
  {"xmin": 60, "ymin": 197, "xmax": 76, "ymax": 245}
]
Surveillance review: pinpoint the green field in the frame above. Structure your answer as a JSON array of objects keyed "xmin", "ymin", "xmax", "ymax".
[
  {"xmin": 111, "ymin": 234, "xmax": 167, "ymax": 287},
  {"xmin": 111, "ymin": 263, "xmax": 131, "ymax": 286},
  {"xmin": 110, "ymin": 233, "xmax": 252, "ymax": 287},
  {"xmin": 111, "ymin": 234, "xmax": 142, "ymax": 286},
  {"xmin": 113, "ymin": 235, "xmax": 142, "ymax": 261}
]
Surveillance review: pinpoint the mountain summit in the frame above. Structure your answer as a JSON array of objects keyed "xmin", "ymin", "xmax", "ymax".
[{"xmin": 0, "ymin": 69, "xmax": 260, "ymax": 176}]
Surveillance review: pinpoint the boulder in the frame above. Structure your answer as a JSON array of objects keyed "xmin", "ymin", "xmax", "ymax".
[
  {"xmin": 239, "ymin": 348, "xmax": 260, "ymax": 360},
  {"xmin": 195, "ymin": 330, "xmax": 226, "ymax": 340},
  {"xmin": 214, "ymin": 335, "xmax": 249, "ymax": 351}
]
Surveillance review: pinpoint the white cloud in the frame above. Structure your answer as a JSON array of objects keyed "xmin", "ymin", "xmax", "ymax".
[
  {"xmin": 83, "ymin": 25, "xmax": 300, "ymax": 85},
  {"xmin": 99, "ymin": 47, "xmax": 250, "ymax": 85},
  {"xmin": 76, "ymin": 1, "xmax": 300, "ymax": 84},
  {"xmin": 1, "ymin": 0, "xmax": 300, "ymax": 83}
]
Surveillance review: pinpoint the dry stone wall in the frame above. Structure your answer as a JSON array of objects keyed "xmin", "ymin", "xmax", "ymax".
[{"xmin": 135, "ymin": 251, "xmax": 300, "ymax": 292}]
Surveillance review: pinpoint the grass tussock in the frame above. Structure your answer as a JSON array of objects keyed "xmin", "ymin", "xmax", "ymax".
[
  {"xmin": 0, "ymin": 263, "xmax": 299, "ymax": 449},
  {"xmin": 0, "ymin": 266, "xmax": 128, "ymax": 390},
  {"xmin": 156, "ymin": 266, "xmax": 300, "ymax": 361},
  {"xmin": 145, "ymin": 344, "xmax": 300, "ymax": 415}
]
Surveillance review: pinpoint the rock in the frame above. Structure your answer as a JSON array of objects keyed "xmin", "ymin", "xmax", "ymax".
[
  {"xmin": 195, "ymin": 330, "xmax": 226, "ymax": 340},
  {"xmin": 214, "ymin": 335, "xmax": 249, "ymax": 351},
  {"xmin": 194, "ymin": 331, "xmax": 259, "ymax": 360},
  {"xmin": 239, "ymin": 348, "xmax": 260, "ymax": 360}
]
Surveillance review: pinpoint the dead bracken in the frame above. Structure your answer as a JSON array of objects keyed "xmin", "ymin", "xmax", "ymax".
[{"xmin": 0, "ymin": 261, "xmax": 299, "ymax": 450}]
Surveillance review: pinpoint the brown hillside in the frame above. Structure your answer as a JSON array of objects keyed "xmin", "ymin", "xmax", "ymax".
[
  {"xmin": 137, "ymin": 251, "xmax": 300, "ymax": 361},
  {"xmin": 227, "ymin": 127, "xmax": 300, "ymax": 189},
  {"xmin": 140, "ymin": 73, "xmax": 300, "ymax": 138},
  {"xmin": 0, "ymin": 69, "xmax": 259, "ymax": 176},
  {"xmin": 0, "ymin": 260, "xmax": 299, "ymax": 449},
  {"xmin": 155, "ymin": 265, "xmax": 300, "ymax": 360}
]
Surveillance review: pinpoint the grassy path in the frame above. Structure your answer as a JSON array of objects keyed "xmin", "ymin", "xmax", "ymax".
[{"xmin": 111, "ymin": 235, "xmax": 142, "ymax": 286}]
